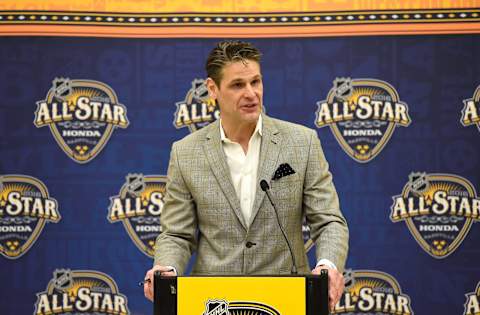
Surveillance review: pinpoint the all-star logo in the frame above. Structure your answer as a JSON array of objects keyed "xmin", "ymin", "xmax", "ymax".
[
  {"xmin": 315, "ymin": 78, "xmax": 411, "ymax": 163},
  {"xmin": 461, "ymin": 85, "xmax": 480, "ymax": 132},
  {"xmin": 0, "ymin": 175, "xmax": 60, "ymax": 259},
  {"xmin": 34, "ymin": 78, "xmax": 129, "ymax": 163},
  {"xmin": 334, "ymin": 269, "xmax": 414, "ymax": 314},
  {"xmin": 108, "ymin": 174, "xmax": 166, "ymax": 257},
  {"xmin": 174, "ymin": 79, "xmax": 219, "ymax": 133},
  {"xmin": 391, "ymin": 173, "xmax": 479, "ymax": 258},
  {"xmin": 34, "ymin": 269, "xmax": 130, "ymax": 315},
  {"xmin": 464, "ymin": 282, "xmax": 480, "ymax": 315},
  {"xmin": 203, "ymin": 299, "xmax": 280, "ymax": 315}
]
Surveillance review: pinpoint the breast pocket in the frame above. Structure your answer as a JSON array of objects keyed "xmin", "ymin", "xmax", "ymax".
[{"xmin": 270, "ymin": 173, "xmax": 302, "ymax": 201}]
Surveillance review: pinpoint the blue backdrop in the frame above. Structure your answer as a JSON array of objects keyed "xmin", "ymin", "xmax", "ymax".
[{"xmin": 1, "ymin": 35, "xmax": 479, "ymax": 315}]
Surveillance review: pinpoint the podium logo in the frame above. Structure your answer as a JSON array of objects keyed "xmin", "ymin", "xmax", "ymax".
[
  {"xmin": 464, "ymin": 281, "xmax": 480, "ymax": 315},
  {"xmin": 461, "ymin": 85, "xmax": 480, "ymax": 131},
  {"xmin": 334, "ymin": 269, "xmax": 413, "ymax": 314},
  {"xmin": 203, "ymin": 300, "xmax": 228, "ymax": 315},
  {"xmin": 34, "ymin": 269, "xmax": 130, "ymax": 315},
  {"xmin": 174, "ymin": 79, "xmax": 220, "ymax": 133},
  {"xmin": 391, "ymin": 172, "xmax": 479, "ymax": 258},
  {"xmin": 108, "ymin": 174, "xmax": 166, "ymax": 257},
  {"xmin": 203, "ymin": 299, "xmax": 279, "ymax": 315},
  {"xmin": 34, "ymin": 78, "xmax": 129, "ymax": 163},
  {"xmin": 315, "ymin": 78, "xmax": 411, "ymax": 163},
  {"xmin": 0, "ymin": 175, "xmax": 60, "ymax": 259}
]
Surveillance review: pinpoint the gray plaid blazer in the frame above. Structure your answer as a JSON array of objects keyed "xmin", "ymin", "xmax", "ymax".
[{"xmin": 154, "ymin": 114, "xmax": 348, "ymax": 275}]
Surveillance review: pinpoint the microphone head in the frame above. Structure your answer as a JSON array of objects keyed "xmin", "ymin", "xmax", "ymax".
[{"xmin": 260, "ymin": 180, "xmax": 270, "ymax": 192}]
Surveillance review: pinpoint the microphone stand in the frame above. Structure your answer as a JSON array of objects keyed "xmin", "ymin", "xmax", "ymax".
[{"xmin": 260, "ymin": 179, "xmax": 298, "ymax": 275}]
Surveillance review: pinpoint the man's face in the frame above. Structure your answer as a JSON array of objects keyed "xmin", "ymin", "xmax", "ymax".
[{"xmin": 206, "ymin": 60, "xmax": 263, "ymax": 125}]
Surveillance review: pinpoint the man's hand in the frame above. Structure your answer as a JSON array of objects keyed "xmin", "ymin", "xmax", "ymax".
[
  {"xmin": 312, "ymin": 265, "xmax": 344, "ymax": 312},
  {"xmin": 143, "ymin": 265, "xmax": 176, "ymax": 302}
]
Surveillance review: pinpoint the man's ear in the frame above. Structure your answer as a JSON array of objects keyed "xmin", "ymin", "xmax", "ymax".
[{"xmin": 205, "ymin": 77, "xmax": 218, "ymax": 100}]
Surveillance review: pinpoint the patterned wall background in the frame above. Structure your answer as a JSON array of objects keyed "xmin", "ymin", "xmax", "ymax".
[{"xmin": 1, "ymin": 1, "xmax": 479, "ymax": 315}]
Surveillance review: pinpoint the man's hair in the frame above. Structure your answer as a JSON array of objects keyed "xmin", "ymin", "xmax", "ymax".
[{"xmin": 206, "ymin": 40, "xmax": 262, "ymax": 86}]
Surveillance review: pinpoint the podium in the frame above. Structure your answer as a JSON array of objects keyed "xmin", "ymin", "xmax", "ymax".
[{"xmin": 154, "ymin": 271, "xmax": 329, "ymax": 315}]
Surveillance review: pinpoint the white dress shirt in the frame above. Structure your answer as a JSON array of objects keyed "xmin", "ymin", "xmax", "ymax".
[{"xmin": 220, "ymin": 115, "xmax": 263, "ymax": 227}]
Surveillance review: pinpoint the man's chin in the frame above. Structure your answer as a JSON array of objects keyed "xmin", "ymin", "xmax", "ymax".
[{"xmin": 242, "ymin": 112, "xmax": 261, "ymax": 124}]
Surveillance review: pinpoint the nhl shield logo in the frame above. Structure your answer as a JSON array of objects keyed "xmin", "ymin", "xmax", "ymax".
[
  {"xmin": 461, "ymin": 85, "xmax": 480, "ymax": 132},
  {"xmin": 108, "ymin": 174, "xmax": 166, "ymax": 257},
  {"xmin": 53, "ymin": 269, "xmax": 73, "ymax": 290},
  {"xmin": 0, "ymin": 175, "xmax": 60, "ymax": 259},
  {"xmin": 174, "ymin": 79, "xmax": 220, "ymax": 133},
  {"xmin": 204, "ymin": 300, "xmax": 229, "ymax": 315},
  {"xmin": 316, "ymin": 78, "xmax": 411, "ymax": 163},
  {"xmin": 333, "ymin": 77, "xmax": 353, "ymax": 101},
  {"xmin": 125, "ymin": 173, "xmax": 146, "ymax": 197},
  {"xmin": 391, "ymin": 173, "xmax": 480, "ymax": 258},
  {"xmin": 52, "ymin": 77, "xmax": 73, "ymax": 100},
  {"xmin": 34, "ymin": 78, "xmax": 129, "ymax": 163},
  {"xmin": 408, "ymin": 172, "xmax": 430, "ymax": 195}
]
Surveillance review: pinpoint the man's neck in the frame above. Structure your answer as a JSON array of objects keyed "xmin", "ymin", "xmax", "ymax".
[{"xmin": 221, "ymin": 118, "xmax": 258, "ymax": 153}]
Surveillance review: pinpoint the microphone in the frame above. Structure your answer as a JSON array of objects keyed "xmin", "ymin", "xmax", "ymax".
[{"xmin": 260, "ymin": 179, "xmax": 298, "ymax": 275}]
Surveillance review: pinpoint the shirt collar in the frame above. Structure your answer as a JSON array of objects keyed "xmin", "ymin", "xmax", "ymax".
[{"xmin": 220, "ymin": 115, "xmax": 263, "ymax": 143}]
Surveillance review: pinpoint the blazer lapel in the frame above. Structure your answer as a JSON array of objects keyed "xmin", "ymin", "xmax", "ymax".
[
  {"xmin": 250, "ymin": 115, "xmax": 282, "ymax": 225},
  {"xmin": 203, "ymin": 121, "xmax": 248, "ymax": 230}
]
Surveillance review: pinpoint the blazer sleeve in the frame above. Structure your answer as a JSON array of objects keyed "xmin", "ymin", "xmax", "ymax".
[
  {"xmin": 303, "ymin": 129, "xmax": 349, "ymax": 272},
  {"xmin": 153, "ymin": 142, "xmax": 197, "ymax": 275}
]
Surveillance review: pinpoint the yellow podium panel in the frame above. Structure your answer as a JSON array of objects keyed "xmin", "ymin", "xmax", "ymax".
[{"xmin": 177, "ymin": 277, "xmax": 305, "ymax": 315}]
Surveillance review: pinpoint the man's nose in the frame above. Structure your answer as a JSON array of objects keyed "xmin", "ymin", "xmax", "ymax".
[{"xmin": 244, "ymin": 84, "xmax": 256, "ymax": 98}]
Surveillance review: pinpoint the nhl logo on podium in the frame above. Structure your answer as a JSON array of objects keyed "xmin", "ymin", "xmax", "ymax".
[{"xmin": 203, "ymin": 300, "xmax": 228, "ymax": 315}]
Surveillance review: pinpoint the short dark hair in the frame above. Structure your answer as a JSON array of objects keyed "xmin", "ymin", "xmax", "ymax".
[{"xmin": 205, "ymin": 40, "xmax": 262, "ymax": 86}]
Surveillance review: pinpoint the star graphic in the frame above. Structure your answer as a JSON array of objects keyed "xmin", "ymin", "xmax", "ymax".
[
  {"xmin": 349, "ymin": 101, "xmax": 356, "ymax": 111},
  {"xmin": 206, "ymin": 98, "xmax": 217, "ymax": 112}
]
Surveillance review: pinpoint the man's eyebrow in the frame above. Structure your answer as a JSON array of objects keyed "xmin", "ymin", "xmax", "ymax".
[
  {"xmin": 228, "ymin": 75, "xmax": 262, "ymax": 84},
  {"xmin": 228, "ymin": 78, "xmax": 246, "ymax": 84}
]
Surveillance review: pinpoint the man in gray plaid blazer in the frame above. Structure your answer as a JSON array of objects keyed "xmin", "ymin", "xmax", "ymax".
[{"xmin": 144, "ymin": 40, "xmax": 349, "ymax": 311}]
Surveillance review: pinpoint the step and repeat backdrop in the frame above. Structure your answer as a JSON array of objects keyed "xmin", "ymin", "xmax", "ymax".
[{"xmin": 1, "ymin": 1, "xmax": 480, "ymax": 315}]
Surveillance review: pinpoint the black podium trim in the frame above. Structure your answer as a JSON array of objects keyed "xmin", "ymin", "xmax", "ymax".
[
  {"xmin": 153, "ymin": 271, "xmax": 177, "ymax": 315},
  {"xmin": 306, "ymin": 270, "xmax": 329, "ymax": 315}
]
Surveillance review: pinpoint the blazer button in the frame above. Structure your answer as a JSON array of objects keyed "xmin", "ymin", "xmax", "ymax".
[{"xmin": 246, "ymin": 241, "xmax": 256, "ymax": 248}]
